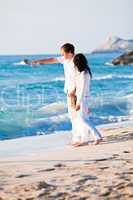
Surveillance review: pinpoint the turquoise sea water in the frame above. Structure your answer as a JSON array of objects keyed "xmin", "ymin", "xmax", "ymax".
[{"xmin": 0, "ymin": 52, "xmax": 133, "ymax": 140}]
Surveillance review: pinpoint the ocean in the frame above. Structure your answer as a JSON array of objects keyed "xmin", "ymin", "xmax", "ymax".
[{"xmin": 0, "ymin": 52, "xmax": 133, "ymax": 140}]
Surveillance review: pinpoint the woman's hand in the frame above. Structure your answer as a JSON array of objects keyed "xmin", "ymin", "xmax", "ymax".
[
  {"xmin": 75, "ymin": 104, "xmax": 80, "ymax": 111},
  {"xmin": 68, "ymin": 89, "xmax": 76, "ymax": 97}
]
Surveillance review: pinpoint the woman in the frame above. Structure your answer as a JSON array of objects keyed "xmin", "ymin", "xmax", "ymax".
[{"xmin": 71, "ymin": 53, "xmax": 103, "ymax": 147}]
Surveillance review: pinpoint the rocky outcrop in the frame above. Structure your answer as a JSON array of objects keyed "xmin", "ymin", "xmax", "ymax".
[
  {"xmin": 112, "ymin": 51, "xmax": 133, "ymax": 65},
  {"xmin": 92, "ymin": 36, "xmax": 133, "ymax": 53}
]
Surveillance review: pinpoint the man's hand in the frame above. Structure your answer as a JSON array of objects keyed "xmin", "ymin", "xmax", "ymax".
[
  {"xmin": 31, "ymin": 58, "xmax": 59, "ymax": 65},
  {"xmin": 75, "ymin": 104, "xmax": 80, "ymax": 111},
  {"xmin": 31, "ymin": 61, "xmax": 40, "ymax": 65}
]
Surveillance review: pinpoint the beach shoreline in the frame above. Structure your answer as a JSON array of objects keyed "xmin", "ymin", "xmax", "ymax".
[
  {"xmin": 0, "ymin": 120, "xmax": 132, "ymax": 158},
  {"xmin": 0, "ymin": 120, "xmax": 133, "ymax": 199}
]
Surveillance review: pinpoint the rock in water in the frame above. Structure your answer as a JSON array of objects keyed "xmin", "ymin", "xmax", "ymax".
[{"xmin": 112, "ymin": 51, "xmax": 133, "ymax": 65}]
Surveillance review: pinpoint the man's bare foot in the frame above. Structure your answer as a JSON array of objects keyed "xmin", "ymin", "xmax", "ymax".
[
  {"xmin": 67, "ymin": 142, "xmax": 79, "ymax": 146},
  {"xmin": 73, "ymin": 142, "xmax": 88, "ymax": 147},
  {"xmin": 71, "ymin": 142, "xmax": 80, "ymax": 146},
  {"xmin": 94, "ymin": 138, "xmax": 103, "ymax": 145},
  {"xmin": 67, "ymin": 142, "xmax": 75, "ymax": 146}
]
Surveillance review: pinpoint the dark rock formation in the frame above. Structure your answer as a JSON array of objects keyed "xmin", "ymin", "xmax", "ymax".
[{"xmin": 112, "ymin": 51, "xmax": 133, "ymax": 65}]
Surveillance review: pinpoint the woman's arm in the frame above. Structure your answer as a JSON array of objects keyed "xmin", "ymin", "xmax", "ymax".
[{"xmin": 76, "ymin": 72, "xmax": 86, "ymax": 110}]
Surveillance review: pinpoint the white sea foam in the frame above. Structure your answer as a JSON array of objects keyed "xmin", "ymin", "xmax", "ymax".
[
  {"xmin": 105, "ymin": 62, "xmax": 114, "ymax": 66},
  {"xmin": 44, "ymin": 74, "xmax": 133, "ymax": 82},
  {"xmin": 13, "ymin": 61, "xmax": 27, "ymax": 66},
  {"xmin": 117, "ymin": 75, "xmax": 133, "ymax": 79},
  {"xmin": 35, "ymin": 113, "xmax": 68, "ymax": 124},
  {"xmin": 30, "ymin": 113, "xmax": 69, "ymax": 132},
  {"xmin": 93, "ymin": 74, "xmax": 133, "ymax": 80},
  {"xmin": 98, "ymin": 114, "xmax": 133, "ymax": 123},
  {"xmin": 39, "ymin": 102, "xmax": 66, "ymax": 113},
  {"xmin": 93, "ymin": 74, "xmax": 113, "ymax": 80},
  {"xmin": 122, "ymin": 93, "xmax": 133, "ymax": 100},
  {"xmin": 52, "ymin": 76, "xmax": 65, "ymax": 81}
]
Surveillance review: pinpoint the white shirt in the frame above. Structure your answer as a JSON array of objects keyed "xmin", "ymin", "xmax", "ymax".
[
  {"xmin": 57, "ymin": 56, "xmax": 76, "ymax": 93},
  {"xmin": 75, "ymin": 70, "xmax": 91, "ymax": 105}
]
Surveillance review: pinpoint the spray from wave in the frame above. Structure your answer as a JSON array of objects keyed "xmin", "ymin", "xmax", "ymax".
[{"xmin": 93, "ymin": 74, "xmax": 133, "ymax": 80}]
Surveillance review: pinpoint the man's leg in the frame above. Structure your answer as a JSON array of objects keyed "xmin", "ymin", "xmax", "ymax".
[
  {"xmin": 75, "ymin": 116, "xmax": 89, "ymax": 143},
  {"xmin": 67, "ymin": 96, "xmax": 80, "ymax": 143}
]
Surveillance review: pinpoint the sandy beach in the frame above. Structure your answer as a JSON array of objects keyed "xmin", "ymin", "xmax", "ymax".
[{"xmin": 0, "ymin": 121, "xmax": 133, "ymax": 200}]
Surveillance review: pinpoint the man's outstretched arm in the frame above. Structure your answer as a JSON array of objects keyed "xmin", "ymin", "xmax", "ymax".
[{"xmin": 31, "ymin": 58, "xmax": 59, "ymax": 65}]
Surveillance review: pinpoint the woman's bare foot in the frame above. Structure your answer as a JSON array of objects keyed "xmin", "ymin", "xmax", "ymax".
[{"xmin": 94, "ymin": 138, "xmax": 103, "ymax": 145}]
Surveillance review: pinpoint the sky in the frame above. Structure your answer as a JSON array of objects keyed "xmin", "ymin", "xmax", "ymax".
[{"xmin": 0, "ymin": 0, "xmax": 132, "ymax": 55}]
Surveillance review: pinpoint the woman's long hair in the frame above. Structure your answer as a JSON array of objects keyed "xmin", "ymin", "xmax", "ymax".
[{"xmin": 73, "ymin": 53, "xmax": 92, "ymax": 78}]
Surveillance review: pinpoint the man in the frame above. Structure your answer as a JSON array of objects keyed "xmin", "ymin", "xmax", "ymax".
[
  {"xmin": 31, "ymin": 43, "xmax": 77, "ymax": 145},
  {"xmin": 32, "ymin": 43, "xmax": 76, "ymax": 95}
]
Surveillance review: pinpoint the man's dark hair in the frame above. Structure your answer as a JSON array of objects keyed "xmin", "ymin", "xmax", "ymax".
[{"xmin": 61, "ymin": 43, "xmax": 75, "ymax": 54}]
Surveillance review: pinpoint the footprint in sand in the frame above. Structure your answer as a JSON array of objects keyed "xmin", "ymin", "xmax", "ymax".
[
  {"xmin": 123, "ymin": 171, "xmax": 133, "ymax": 175},
  {"xmin": 38, "ymin": 181, "xmax": 56, "ymax": 190},
  {"xmin": 38, "ymin": 168, "xmax": 55, "ymax": 172},
  {"xmin": 126, "ymin": 182, "xmax": 133, "ymax": 187},
  {"xmin": 121, "ymin": 131, "xmax": 128, "ymax": 134},
  {"xmin": 54, "ymin": 163, "xmax": 66, "ymax": 168},
  {"xmin": 123, "ymin": 151, "xmax": 130, "ymax": 154},
  {"xmin": 82, "ymin": 175, "xmax": 97, "ymax": 180},
  {"xmin": 71, "ymin": 173, "xmax": 81, "ymax": 177},
  {"xmin": 16, "ymin": 174, "xmax": 31, "ymax": 178},
  {"xmin": 45, "ymin": 192, "xmax": 70, "ymax": 199},
  {"xmin": 95, "ymin": 157, "xmax": 114, "ymax": 162},
  {"xmin": 77, "ymin": 175, "xmax": 97, "ymax": 185},
  {"xmin": 99, "ymin": 166, "xmax": 109, "ymax": 170},
  {"xmin": 100, "ymin": 188, "xmax": 112, "ymax": 197},
  {"xmin": 114, "ymin": 182, "xmax": 126, "ymax": 190},
  {"xmin": 112, "ymin": 154, "xmax": 120, "ymax": 157}
]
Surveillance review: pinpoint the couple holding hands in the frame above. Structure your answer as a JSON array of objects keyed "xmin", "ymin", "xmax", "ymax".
[{"xmin": 31, "ymin": 43, "xmax": 103, "ymax": 147}]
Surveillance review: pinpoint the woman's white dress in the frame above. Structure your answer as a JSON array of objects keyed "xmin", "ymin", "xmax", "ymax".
[{"xmin": 69, "ymin": 70, "xmax": 102, "ymax": 143}]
